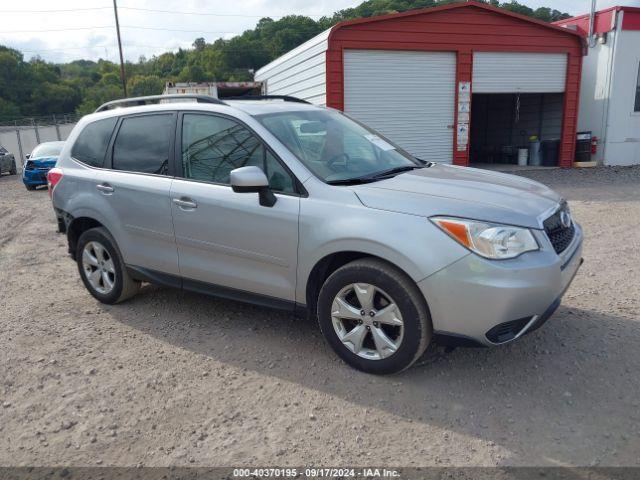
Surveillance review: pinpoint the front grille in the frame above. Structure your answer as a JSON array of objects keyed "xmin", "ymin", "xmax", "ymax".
[{"xmin": 544, "ymin": 203, "xmax": 575, "ymax": 254}]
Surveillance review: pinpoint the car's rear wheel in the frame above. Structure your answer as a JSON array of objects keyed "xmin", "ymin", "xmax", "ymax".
[
  {"xmin": 76, "ymin": 227, "xmax": 140, "ymax": 304},
  {"xmin": 317, "ymin": 258, "xmax": 432, "ymax": 374},
  {"xmin": 25, "ymin": 184, "xmax": 36, "ymax": 191}
]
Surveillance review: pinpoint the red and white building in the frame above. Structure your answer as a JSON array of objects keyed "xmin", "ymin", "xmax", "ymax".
[
  {"xmin": 256, "ymin": 1, "xmax": 584, "ymax": 168},
  {"xmin": 556, "ymin": 5, "xmax": 640, "ymax": 166}
]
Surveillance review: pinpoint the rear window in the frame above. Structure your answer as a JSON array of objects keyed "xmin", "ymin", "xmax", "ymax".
[
  {"xmin": 71, "ymin": 118, "xmax": 117, "ymax": 168},
  {"xmin": 112, "ymin": 114, "xmax": 173, "ymax": 175}
]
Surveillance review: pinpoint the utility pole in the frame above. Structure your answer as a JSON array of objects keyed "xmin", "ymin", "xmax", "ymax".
[{"xmin": 113, "ymin": 0, "xmax": 127, "ymax": 96}]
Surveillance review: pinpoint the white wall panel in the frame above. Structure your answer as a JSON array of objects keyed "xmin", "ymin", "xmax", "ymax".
[{"xmin": 255, "ymin": 29, "xmax": 330, "ymax": 106}]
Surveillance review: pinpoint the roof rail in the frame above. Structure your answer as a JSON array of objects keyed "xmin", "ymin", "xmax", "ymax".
[
  {"xmin": 223, "ymin": 95, "xmax": 310, "ymax": 104},
  {"xmin": 95, "ymin": 94, "xmax": 226, "ymax": 113}
]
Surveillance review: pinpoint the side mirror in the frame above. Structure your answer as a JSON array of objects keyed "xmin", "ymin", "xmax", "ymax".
[{"xmin": 230, "ymin": 166, "xmax": 277, "ymax": 207}]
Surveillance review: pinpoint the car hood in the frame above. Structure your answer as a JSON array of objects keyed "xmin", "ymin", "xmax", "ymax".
[{"xmin": 351, "ymin": 164, "xmax": 562, "ymax": 229}]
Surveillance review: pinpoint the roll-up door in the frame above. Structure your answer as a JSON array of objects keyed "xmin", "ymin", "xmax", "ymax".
[
  {"xmin": 472, "ymin": 52, "xmax": 567, "ymax": 93},
  {"xmin": 343, "ymin": 50, "xmax": 456, "ymax": 164}
]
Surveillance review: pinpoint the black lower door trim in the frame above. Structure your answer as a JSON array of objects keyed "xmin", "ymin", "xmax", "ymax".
[{"xmin": 126, "ymin": 265, "xmax": 298, "ymax": 312}]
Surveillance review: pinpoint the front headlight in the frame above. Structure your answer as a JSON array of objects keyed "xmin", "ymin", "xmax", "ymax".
[{"xmin": 431, "ymin": 216, "xmax": 539, "ymax": 260}]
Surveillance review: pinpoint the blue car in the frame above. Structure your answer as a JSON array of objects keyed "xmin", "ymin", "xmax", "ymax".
[{"xmin": 23, "ymin": 141, "xmax": 65, "ymax": 190}]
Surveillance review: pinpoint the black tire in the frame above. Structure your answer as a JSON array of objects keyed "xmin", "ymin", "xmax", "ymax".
[
  {"xmin": 25, "ymin": 184, "xmax": 36, "ymax": 191},
  {"xmin": 317, "ymin": 258, "xmax": 432, "ymax": 374},
  {"xmin": 10, "ymin": 161, "xmax": 16, "ymax": 175},
  {"xmin": 76, "ymin": 227, "xmax": 140, "ymax": 304}
]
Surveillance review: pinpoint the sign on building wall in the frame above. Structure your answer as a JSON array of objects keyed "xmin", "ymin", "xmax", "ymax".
[{"xmin": 457, "ymin": 82, "xmax": 471, "ymax": 152}]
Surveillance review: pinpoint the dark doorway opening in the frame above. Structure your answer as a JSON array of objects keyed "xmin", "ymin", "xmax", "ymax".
[{"xmin": 470, "ymin": 93, "xmax": 564, "ymax": 168}]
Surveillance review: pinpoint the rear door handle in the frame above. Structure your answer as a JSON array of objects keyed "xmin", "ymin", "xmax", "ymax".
[
  {"xmin": 96, "ymin": 183, "xmax": 114, "ymax": 194},
  {"xmin": 172, "ymin": 197, "xmax": 197, "ymax": 210}
]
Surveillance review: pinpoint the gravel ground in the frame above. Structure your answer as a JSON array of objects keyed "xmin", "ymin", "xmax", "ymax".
[{"xmin": 0, "ymin": 166, "xmax": 639, "ymax": 468}]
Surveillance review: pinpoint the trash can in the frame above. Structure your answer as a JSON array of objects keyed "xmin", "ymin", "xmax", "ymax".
[
  {"xmin": 517, "ymin": 148, "xmax": 528, "ymax": 166},
  {"xmin": 541, "ymin": 139, "xmax": 561, "ymax": 166},
  {"xmin": 575, "ymin": 131, "xmax": 592, "ymax": 162},
  {"xmin": 529, "ymin": 138, "xmax": 541, "ymax": 166}
]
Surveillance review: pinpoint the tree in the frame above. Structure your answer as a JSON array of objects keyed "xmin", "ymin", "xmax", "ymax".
[
  {"xmin": 76, "ymin": 84, "xmax": 123, "ymax": 115},
  {"xmin": 30, "ymin": 82, "xmax": 81, "ymax": 114},
  {"xmin": 0, "ymin": 98, "xmax": 20, "ymax": 121},
  {"xmin": 127, "ymin": 75, "xmax": 165, "ymax": 96},
  {"xmin": 193, "ymin": 38, "xmax": 206, "ymax": 52},
  {"xmin": 178, "ymin": 65, "xmax": 207, "ymax": 82}
]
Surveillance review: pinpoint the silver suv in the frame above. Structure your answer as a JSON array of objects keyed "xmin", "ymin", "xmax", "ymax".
[{"xmin": 49, "ymin": 95, "xmax": 583, "ymax": 374}]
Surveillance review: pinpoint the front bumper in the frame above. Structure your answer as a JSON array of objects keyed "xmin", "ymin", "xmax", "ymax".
[{"xmin": 419, "ymin": 222, "xmax": 583, "ymax": 347}]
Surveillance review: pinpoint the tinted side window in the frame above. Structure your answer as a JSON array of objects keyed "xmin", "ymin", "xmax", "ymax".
[
  {"xmin": 112, "ymin": 115, "xmax": 173, "ymax": 174},
  {"xmin": 265, "ymin": 151, "xmax": 295, "ymax": 193},
  {"xmin": 71, "ymin": 118, "xmax": 117, "ymax": 167},
  {"xmin": 182, "ymin": 114, "xmax": 263, "ymax": 184},
  {"xmin": 182, "ymin": 114, "xmax": 296, "ymax": 193}
]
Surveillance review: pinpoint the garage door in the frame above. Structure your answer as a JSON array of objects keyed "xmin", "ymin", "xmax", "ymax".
[
  {"xmin": 473, "ymin": 52, "xmax": 567, "ymax": 93},
  {"xmin": 343, "ymin": 50, "xmax": 456, "ymax": 164}
]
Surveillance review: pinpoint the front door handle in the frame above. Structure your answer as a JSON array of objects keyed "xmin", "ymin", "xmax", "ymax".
[
  {"xmin": 172, "ymin": 197, "xmax": 198, "ymax": 210},
  {"xmin": 96, "ymin": 183, "xmax": 114, "ymax": 194}
]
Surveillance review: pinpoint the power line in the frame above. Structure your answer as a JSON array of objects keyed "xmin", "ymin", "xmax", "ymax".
[
  {"xmin": 118, "ymin": 6, "xmax": 328, "ymax": 18},
  {"xmin": 121, "ymin": 26, "xmax": 236, "ymax": 34},
  {"xmin": 15, "ymin": 43, "xmax": 257, "ymax": 54},
  {"xmin": 0, "ymin": 24, "xmax": 320, "ymax": 35},
  {"xmin": 0, "ymin": 26, "xmax": 113, "ymax": 33},
  {"xmin": 18, "ymin": 45, "xmax": 115, "ymax": 53},
  {"xmin": 0, "ymin": 7, "xmax": 112, "ymax": 13},
  {"xmin": 0, "ymin": 5, "xmax": 329, "ymax": 18}
]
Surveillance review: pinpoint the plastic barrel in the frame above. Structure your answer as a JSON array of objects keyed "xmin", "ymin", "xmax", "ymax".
[{"xmin": 518, "ymin": 148, "xmax": 528, "ymax": 166}]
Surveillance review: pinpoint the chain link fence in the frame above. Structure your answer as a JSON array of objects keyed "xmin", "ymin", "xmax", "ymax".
[{"xmin": 0, "ymin": 113, "xmax": 79, "ymax": 173}]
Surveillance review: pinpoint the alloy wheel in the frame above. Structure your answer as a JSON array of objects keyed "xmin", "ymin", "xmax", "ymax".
[
  {"xmin": 331, "ymin": 283, "xmax": 404, "ymax": 360},
  {"xmin": 82, "ymin": 241, "xmax": 116, "ymax": 295}
]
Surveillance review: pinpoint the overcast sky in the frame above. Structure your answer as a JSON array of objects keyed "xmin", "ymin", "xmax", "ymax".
[{"xmin": 0, "ymin": 0, "xmax": 630, "ymax": 63}]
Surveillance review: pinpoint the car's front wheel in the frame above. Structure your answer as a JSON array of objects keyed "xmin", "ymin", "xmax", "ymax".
[
  {"xmin": 317, "ymin": 258, "xmax": 432, "ymax": 374},
  {"xmin": 76, "ymin": 227, "xmax": 140, "ymax": 304},
  {"xmin": 10, "ymin": 161, "xmax": 16, "ymax": 175}
]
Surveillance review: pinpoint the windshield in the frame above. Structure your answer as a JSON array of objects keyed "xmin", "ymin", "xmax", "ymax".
[
  {"xmin": 31, "ymin": 142, "xmax": 64, "ymax": 159},
  {"xmin": 256, "ymin": 109, "xmax": 421, "ymax": 183}
]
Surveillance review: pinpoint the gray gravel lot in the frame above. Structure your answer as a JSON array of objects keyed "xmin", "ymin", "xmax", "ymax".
[{"xmin": 0, "ymin": 166, "xmax": 639, "ymax": 467}]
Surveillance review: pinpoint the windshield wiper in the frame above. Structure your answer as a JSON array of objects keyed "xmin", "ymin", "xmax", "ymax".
[
  {"xmin": 414, "ymin": 157, "xmax": 434, "ymax": 167},
  {"xmin": 326, "ymin": 177, "xmax": 379, "ymax": 186},
  {"xmin": 326, "ymin": 165, "xmax": 423, "ymax": 186},
  {"xmin": 367, "ymin": 165, "xmax": 424, "ymax": 180}
]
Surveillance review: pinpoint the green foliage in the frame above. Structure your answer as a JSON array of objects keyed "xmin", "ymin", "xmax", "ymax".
[
  {"xmin": 0, "ymin": 0, "xmax": 570, "ymax": 119},
  {"xmin": 127, "ymin": 75, "xmax": 164, "ymax": 97},
  {"xmin": 0, "ymin": 98, "xmax": 21, "ymax": 120}
]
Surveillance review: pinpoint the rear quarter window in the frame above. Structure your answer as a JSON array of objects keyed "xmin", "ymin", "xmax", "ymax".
[
  {"xmin": 71, "ymin": 118, "xmax": 118, "ymax": 168},
  {"xmin": 112, "ymin": 114, "xmax": 173, "ymax": 175}
]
